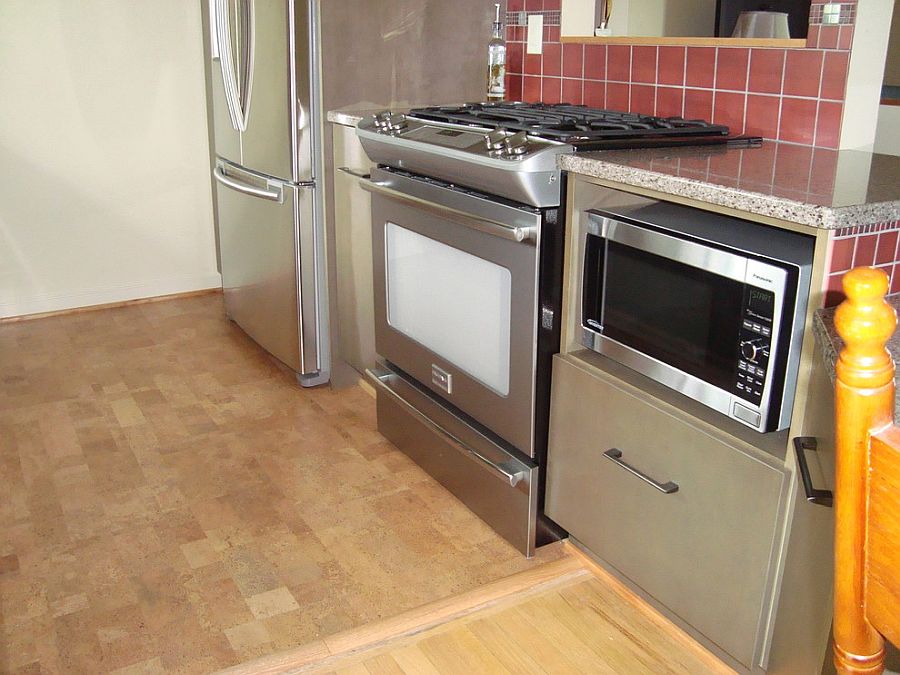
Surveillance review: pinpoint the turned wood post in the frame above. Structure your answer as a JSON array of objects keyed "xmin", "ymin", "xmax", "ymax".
[{"xmin": 833, "ymin": 267, "xmax": 896, "ymax": 675}]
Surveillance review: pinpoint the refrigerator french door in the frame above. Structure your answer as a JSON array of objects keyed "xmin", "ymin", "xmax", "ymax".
[{"xmin": 209, "ymin": 0, "xmax": 328, "ymax": 385}]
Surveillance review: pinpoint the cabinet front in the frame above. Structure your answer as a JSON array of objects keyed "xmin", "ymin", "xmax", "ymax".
[{"xmin": 546, "ymin": 354, "xmax": 787, "ymax": 668}]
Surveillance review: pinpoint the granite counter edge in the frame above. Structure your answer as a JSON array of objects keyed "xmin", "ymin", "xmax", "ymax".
[{"xmin": 559, "ymin": 154, "xmax": 900, "ymax": 231}]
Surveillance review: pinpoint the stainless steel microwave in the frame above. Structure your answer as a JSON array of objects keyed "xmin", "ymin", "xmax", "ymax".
[{"xmin": 579, "ymin": 201, "xmax": 814, "ymax": 433}]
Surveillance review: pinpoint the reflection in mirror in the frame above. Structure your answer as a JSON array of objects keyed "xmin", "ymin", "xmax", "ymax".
[{"xmin": 562, "ymin": 0, "xmax": 811, "ymax": 38}]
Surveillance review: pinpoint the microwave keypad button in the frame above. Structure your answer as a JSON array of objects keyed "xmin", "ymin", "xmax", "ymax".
[{"xmin": 733, "ymin": 402, "xmax": 762, "ymax": 428}]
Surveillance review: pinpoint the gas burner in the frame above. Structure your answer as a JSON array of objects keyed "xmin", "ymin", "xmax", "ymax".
[{"xmin": 408, "ymin": 102, "xmax": 732, "ymax": 149}]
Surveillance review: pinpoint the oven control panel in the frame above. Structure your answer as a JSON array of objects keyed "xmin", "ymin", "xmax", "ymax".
[
  {"xmin": 361, "ymin": 111, "xmax": 564, "ymax": 162},
  {"xmin": 733, "ymin": 288, "xmax": 775, "ymax": 406}
]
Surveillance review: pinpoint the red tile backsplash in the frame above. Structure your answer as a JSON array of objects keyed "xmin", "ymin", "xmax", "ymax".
[
  {"xmin": 562, "ymin": 43, "xmax": 583, "ymax": 78},
  {"xmin": 655, "ymin": 86, "xmax": 684, "ymax": 118},
  {"xmin": 779, "ymin": 97, "xmax": 818, "ymax": 145},
  {"xmin": 815, "ymin": 100, "xmax": 843, "ymax": 149},
  {"xmin": 504, "ymin": 0, "xmax": 854, "ymax": 148},
  {"xmin": 543, "ymin": 43, "xmax": 562, "ymax": 76},
  {"xmin": 631, "ymin": 84, "xmax": 656, "ymax": 115},
  {"xmin": 715, "ymin": 48, "xmax": 749, "ymax": 91},
  {"xmin": 607, "ymin": 82, "xmax": 629, "ymax": 111},
  {"xmin": 748, "ymin": 49, "xmax": 785, "ymax": 95},
  {"xmin": 607, "ymin": 45, "xmax": 631, "ymax": 81},
  {"xmin": 584, "ymin": 44, "xmax": 606, "ymax": 80},
  {"xmin": 783, "ymin": 50, "xmax": 824, "ymax": 98},
  {"xmin": 632, "ymin": 46, "xmax": 658, "ymax": 84},
  {"xmin": 684, "ymin": 89, "xmax": 714, "ymax": 121},
  {"xmin": 713, "ymin": 91, "xmax": 746, "ymax": 134},
  {"xmin": 685, "ymin": 47, "xmax": 716, "ymax": 88},
  {"xmin": 820, "ymin": 51, "xmax": 849, "ymax": 100},
  {"xmin": 657, "ymin": 47, "xmax": 686, "ymax": 86}
]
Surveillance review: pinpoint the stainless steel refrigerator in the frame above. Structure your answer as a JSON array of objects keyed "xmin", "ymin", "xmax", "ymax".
[
  {"xmin": 206, "ymin": 0, "xmax": 503, "ymax": 386},
  {"xmin": 208, "ymin": 0, "xmax": 328, "ymax": 386}
]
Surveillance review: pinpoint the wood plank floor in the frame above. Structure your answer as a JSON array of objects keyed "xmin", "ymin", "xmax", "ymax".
[
  {"xmin": 0, "ymin": 294, "xmax": 563, "ymax": 673},
  {"xmin": 294, "ymin": 547, "xmax": 735, "ymax": 675}
]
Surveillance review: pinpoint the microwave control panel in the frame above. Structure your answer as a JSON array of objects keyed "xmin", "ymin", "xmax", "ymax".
[{"xmin": 734, "ymin": 287, "xmax": 775, "ymax": 405}]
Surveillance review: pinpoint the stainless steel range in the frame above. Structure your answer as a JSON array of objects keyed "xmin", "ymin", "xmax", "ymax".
[{"xmin": 356, "ymin": 102, "xmax": 752, "ymax": 556}]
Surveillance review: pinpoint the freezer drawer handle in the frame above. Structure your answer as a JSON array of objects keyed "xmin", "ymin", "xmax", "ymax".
[
  {"xmin": 603, "ymin": 448, "xmax": 679, "ymax": 494},
  {"xmin": 366, "ymin": 367, "xmax": 528, "ymax": 488},
  {"xmin": 360, "ymin": 179, "xmax": 537, "ymax": 243},
  {"xmin": 213, "ymin": 166, "xmax": 283, "ymax": 203},
  {"xmin": 793, "ymin": 437, "xmax": 834, "ymax": 508}
]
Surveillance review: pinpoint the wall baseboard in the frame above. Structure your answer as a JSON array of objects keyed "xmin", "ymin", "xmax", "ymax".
[{"xmin": 0, "ymin": 273, "xmax": 223, "ymax": 321}]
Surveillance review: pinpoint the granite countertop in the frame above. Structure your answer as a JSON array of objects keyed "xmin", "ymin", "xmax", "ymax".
[
  {"xmin": 813, "ymin": 294, "xmax": 900, "ymax": 420},
  {"xmin": 560, "ymin": 143, "xmax": 900, "ymax": 230},
  {"xmin": 328, "ymin": 105, "xmax": 900, "ymax": 230}
]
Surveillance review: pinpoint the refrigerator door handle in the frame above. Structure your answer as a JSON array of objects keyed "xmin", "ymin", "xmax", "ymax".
[
  {"xmin": 208, "ymin": 0, "xmax": 220, "ymax": 59},
  {"xmin": 215, "ymin": 0, "xmax": 255, "ymax": 132},
  {"xmin": 215, "ymin": 0, "xmax": 241, "ymax": 131},
  {"xmin": 214, "ymin": 165, "xmax": 283, "ymax": 203}
]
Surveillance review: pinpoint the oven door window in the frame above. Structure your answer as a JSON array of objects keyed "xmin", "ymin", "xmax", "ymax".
[
  {"xmin": 604, "ymin": 240, "xmax": 743, "ymax": 391},
  {"xmin": 385, "ymin": 222, "xmax": 512, "ymax": 396}
]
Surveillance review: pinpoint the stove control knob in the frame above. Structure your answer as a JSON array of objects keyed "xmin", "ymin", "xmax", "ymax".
[
  {"xmin": 386, "ymin": 113, "xmax": 408, "ymax": 131},
  {"xmin": 484, "ymin": 130, "xmax": 506, "ymax": 151},
  {"xmin": 504, "ymin": 131, "xmax": 530, "ymax": 156},
  {"xmin": 372, "ymin": 110, "xmax": 392, "ymax": 128}
]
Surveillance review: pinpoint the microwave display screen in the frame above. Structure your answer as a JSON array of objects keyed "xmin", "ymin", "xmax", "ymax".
[{"xmin": 603, "ymin": 241, "xmax": 743, "ymax": 392}]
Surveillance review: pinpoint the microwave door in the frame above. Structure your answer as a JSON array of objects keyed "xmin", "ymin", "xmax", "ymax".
[{"xmin": 586, "ymin": 217, "xmax": 789, "ymax": 432}]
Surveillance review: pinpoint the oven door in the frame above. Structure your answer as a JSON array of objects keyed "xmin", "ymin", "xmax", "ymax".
[{"xmin": 363, "ymin": 168, "xmax": 541, "ymax": 456}]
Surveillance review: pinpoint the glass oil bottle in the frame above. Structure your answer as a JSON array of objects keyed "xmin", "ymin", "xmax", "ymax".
[{"xmin": 487, "ymin": 3, "xmax": 506, "ymax": 101}]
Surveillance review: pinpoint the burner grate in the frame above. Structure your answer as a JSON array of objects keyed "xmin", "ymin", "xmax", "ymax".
[{"xmin": 408, "ymin": 102, "xmax": 731, "ymax": 146}]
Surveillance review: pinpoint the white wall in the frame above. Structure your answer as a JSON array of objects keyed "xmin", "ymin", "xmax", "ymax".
[
  {"xmin": 840, "ymin": 0, "xmax": 893, "ymax": 150},
  {"xmin": 0, "ymin": 1, "xmax": 220, "ymax": 318},
  {"xmin": 875, "ymin": 105, "xmax": 900, "ymax": 156}
]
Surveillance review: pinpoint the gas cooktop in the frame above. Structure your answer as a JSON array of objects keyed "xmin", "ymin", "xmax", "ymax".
[
  {"xmin": 406, "ymin": 102, "xmax": 742, "ymax": 150},
  {"xmin": 356, "ymin": 102, "xmax": 759, "ymax": 208}
]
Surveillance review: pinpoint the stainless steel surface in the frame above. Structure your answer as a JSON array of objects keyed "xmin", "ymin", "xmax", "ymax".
[
  {"xmin": 361, "ymin": 177, "xmax": 539, "ymax": 243},
  {"xmin": 357, "ymin": 119, "xmax": 569, "ymax": 208},
  {"xmin": 368, "ymin": 364, "xmax": 538, "ymax": 555},
  {"xmin": 603, "ymin": 448, "xmax": 679, "ymax": 494},
  {"xmin": 332, "ymin": 125, "xmax": 377, "ymax": 377},
  {"xmin": 208, "ymin": 0, "xmax": 329, "ymax": 385},
  {"xmin": 215, "ymin": 160, "xmax": 306, "ymax": 373},
  {"xmin": 337, "ymin": 166, "xmax": 370, "ymax": 179},
  {"xmin": 215, "ymin": 0, "xmax": 254, "ymax": 133},
  {"xmin": 213, "ymin": 165, "xmax": 283, "ymax": 202},
  {"xmin": 370, "ymin": 167, "xmax": 540, "ymax": 456},
  {"xmin": 431, "ymin": 364, "xmax": 453, "ymax": 394},
  {"xmin": 793, "ymin": 437, "xmax": 834, "ymax": 508},
  {"xmin": 575, "ymin": 193, "xmax": 813, "ymax": 433},
  {"xmin": 587, "ymin": 213, "xmax": 751, "ymax": 284}
]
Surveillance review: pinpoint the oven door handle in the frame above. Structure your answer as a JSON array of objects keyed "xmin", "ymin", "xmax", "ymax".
[{"xmin": 360, "ymin": 179, "xmax": 537, "ymax": 243}]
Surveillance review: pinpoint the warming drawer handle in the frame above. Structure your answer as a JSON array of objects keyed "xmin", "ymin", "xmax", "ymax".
[
  {"xmin": 366, "ymin": 367, "xmax": 529, "ymax": 488},
  {"xmin": 603, "ymin": 448, "xmax": 679, "ymax": 494},
  {"xmin": 793, "ymin": 437, "xmax": 834, "ymax": 508},
  {"xmin": 213, "ymin": 166, "xmax": 283, "ymax": 203},
  {"xmin": 338, "ymin": 166, "xmax": 371, "ymax": 180},
  {"xmin": 360, "ymin": 179, "xmax": 537, "ymax": 243}
]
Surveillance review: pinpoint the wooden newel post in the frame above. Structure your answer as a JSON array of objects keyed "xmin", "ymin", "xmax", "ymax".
[{"xmin": 833, "ymin": 267, "xmax": 897, "ymax": 675}]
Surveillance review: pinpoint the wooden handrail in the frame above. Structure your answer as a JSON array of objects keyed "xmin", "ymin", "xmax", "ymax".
[{"xmin": 833, "ymin": 267, "xmax": 897, "ymax": 674}]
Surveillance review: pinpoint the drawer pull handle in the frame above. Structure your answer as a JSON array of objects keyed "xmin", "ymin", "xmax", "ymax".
[
  {"xmin": 793, "ymin": 437, "xmax": 833, "ymax": 508},
  {"xmin": 603, "ymin": 448, "xmax": 679, "ymax": 494}
]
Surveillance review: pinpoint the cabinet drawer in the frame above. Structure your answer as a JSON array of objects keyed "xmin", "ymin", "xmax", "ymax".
[{"xmin": 546, "ymin": 354, "xmax": 787, "ymax": 667}]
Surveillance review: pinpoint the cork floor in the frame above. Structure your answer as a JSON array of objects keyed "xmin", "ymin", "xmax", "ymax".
[{"xmin": 0, "ymin": 293, "xmax": 562, "ymax": 674}]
